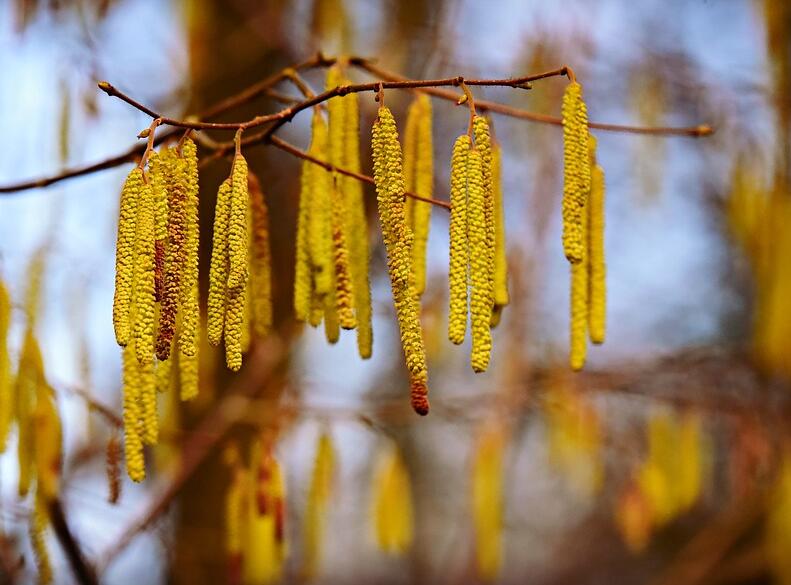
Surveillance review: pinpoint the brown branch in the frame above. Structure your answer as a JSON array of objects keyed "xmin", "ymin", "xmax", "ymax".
[
  {"xmin": 97, "ymin": 73, "xmax": 544, "ymax": 133},
  {"xmin": 47, "ymin": 498, "xmax": 98, "ymax": 585},
  {"xmin": 268, "ymin": 135, "xmax": 452, "ymax": 210},
  {"xmin": 0, "ymin": 53, "xmax": 714, "ymax": 195},
  {"xmin": 350, "ymin": 58, "xmax": 714, "ymax": 137}
]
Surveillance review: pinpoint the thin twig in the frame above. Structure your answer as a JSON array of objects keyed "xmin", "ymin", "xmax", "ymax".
[
  {"xmin": 350, "ymin": 58, "xmax": 714, "ymax": 137},
  {"xmin": 268, "ymin": 135, "xmax": 452, "ymax": 209},
  {"xmin": 47, "ymin": 498, "xmax": 98, "ymax": 585}
]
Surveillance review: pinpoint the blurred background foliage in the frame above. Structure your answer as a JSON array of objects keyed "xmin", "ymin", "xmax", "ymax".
[{"xmin": 1, "ymin": 0, "xmax": 791, "ymax": 584}]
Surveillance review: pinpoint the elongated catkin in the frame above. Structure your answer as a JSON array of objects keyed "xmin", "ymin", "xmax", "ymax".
[
  {"xmin": 330, "ymin": 174, "xmax": 356, "ymax": 329},
  {"xmin": 113, "ymin": 167, "xmax": 144, "ymax": 346},
  {"xmin": 156, "ymin": 150, "xmax": 189, "ymax": 360},
  {"xmin": 411, "ymin": 95, "xmax": 434, "ymax": 297},
  {"xmin": 179, "ymin": 137, "xmax": 201, "ymax": 357},
  {"xmin": 248, "ymin": 173, "xmax": 273, "ymax": 338},
  {"xmin": 588, "ymin": 160, "xmax": 606, "ymax": 345},
  {"xmin": 0, "ymin": 278, "xmax": 12, "ymax": 452},
  {"xmin": 122, "ymin": 341, "xmax": 145, "ymax": 482},
  {"xmin": 295, "ymin": 157, "xmax": 314, "ymax": 322},
  {"xmin": 561, "ymin": 81, "xmax": 591, "ymax": 264},
  {"xmin": 307, "ymin": 112, "xmax": 334, "ymax": 298},
  {"xmin": 343, "ymin": 88, "xmax": 373, "ymax": 358},
  {"xmin": 473, "ymin": 116, "xmax": 495, "ymax": 317},
  {"xmin": 448, "ymin": 135, "xmax": 471, "ymax": 345},
  {"xmin": 569, "ymin": 237, "xmax": 588, "ymax": 370},
  {"xmin": 371, "ymin": 105, "xmax": 430, "ymax": 415},
  {"xmin": 133, "ymin": 179, "xmax": 157, "ymax": 365},
  {"xmin": 468, "ymin": 148, "xmax": 493, "ymax": 373},
  {"xmin": 491, "ymin": 143, "xmax": 509, "ymax": 327},
  {"xmin": 228, "ymin": 155, "xmax": 250, "ymax": 293},
  {"xmin": 208, "ymin": 179, "xmax": 232, "ymax": 346}
]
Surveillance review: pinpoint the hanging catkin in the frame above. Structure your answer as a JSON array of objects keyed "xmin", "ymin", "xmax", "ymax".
[
  {"xmin": 561, "ymin": 81, "xmax": 591, "ymax": 265},
  {"xmin": 410, "ymin": 95, "xmax": 434, "ymax": 297},
  {"xmin": 448, "ymin": 135, "xmax": 471, "ymax": 345},
  {"xmin": 294, "ymin": 157, "xmax": 314, "ymax": 323},
  {"xmin": 588, "ymin": 137, "xmax": 606, "ymax": 345},
  {"xmin": 371, "ymin": 105, "xmax": 430, "ymax": 415},
  {"xmin": 490, "ymin": 143, "xmax": 509, "ymax": 327},
  {"xmin": 0, "ymin": 278, "xmax": 12, "ymax": 452},
  {"xmin": 156, "ymin": 149, "xmax": 190, "ymax": 361},
  {"xmin": 472, "ymin": 426, "xmax": 505, "ymax": 582},
  {"xmin": 468, "ymin": 148, "xmax": 493, "ymax": 373},
  {"xmin": 248, "ymin": 173, "xmax": 273, "ymax": 338},
  {"xmin": 303, "ymin": 433, "xmax": 335, "ymax": 580},
  {"xmin": 208, "ymin": 179, "xmax": 232, "ymax": 346},
  {"xmin": 113, "ymin": 167, "xmax": 144, "ymax": 346},
  {"xmin": 133, "ymin": 177, "xmax": 157, "ymax": 365},
  {"xmin": 325, "ymin": 67, "xmax": 357, "ymax": 330},
  {"xmin": 225, "ymin": 159, "xmax": 249, "ymax": 372},
  {"xmin": 106, "ymin": 433, "xmax": 122, "ymax": 504},
  {"xmin": 227, "ymin": 155, "xmax": 250, "ymax": 293},
  {"xmin": 569, "ymin": 234, "xmax": 588, "ymax": 371},
  {"xmin": 122, "ymin": 341, "xmax": 145, "ymax": 482},
  {"xmin": 307, "ymin": 112, "xmax": 334, "ymax": 299},
  {"xmin": 33, "ymin": 379, "xmax": 62, "ymax": 502},
  {"xmin": 179, "ymin": 137, "xmax": 201, "ymax": 357},
  {"xmin": 372, "ymin": 444, "xmax": 414, "ymax": 554},
  {"xmin": 473, "ymin": 116, "xmax": 495, "ymax": 308},
  {"xmin": 15, "ymin": 330, "xmax": 42, "ymax": 497},
  {"xmin": 149, "ymin": 150, "xmax": 169, "ymax": 303},
  {"xmin": 343, "ymin": 88, "xmax": 373, "ymax": 359}
]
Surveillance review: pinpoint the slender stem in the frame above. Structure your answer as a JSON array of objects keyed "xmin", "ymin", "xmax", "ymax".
[
  {"xmin": 351, "ymin": 58, "xmax": 713, "ymax": 137},
  {"xmin": 268, "ymin": 135, "xmax": 451, "ymax": 209},
  {"xmin": 137, "ymin": 118, "xmax": 162, "ymax": 173}
]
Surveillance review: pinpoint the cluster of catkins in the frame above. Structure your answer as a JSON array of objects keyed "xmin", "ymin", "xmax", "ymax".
[
  {"xmin": 294, "ymin": 66, "xmax": 372, "ymax": 358},
  {"xmin": 447, "ymin": 116, "xmax": 510, "ymax": 373},
  {"xmin": 561, "ymin": 81, "xmax": 607, "ymax": 370},
  {"xmin": 208, "ymin": 153, "xmax": 273, "ymax": 370},
  {"xmin": 113, "ymin": 139, "xmax": 201, "ymax": 482},
  {"xmin": 1, "ymin": 251, "xmax": 62, "ymax": 584}
]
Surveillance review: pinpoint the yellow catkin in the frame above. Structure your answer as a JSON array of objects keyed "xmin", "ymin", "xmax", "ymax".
[
  {"xmin": 33, "ymin": 383, "xmax": 61, "ymax": 502},
  {"xmin": 106, "ymin": 433, "xmax": 122, "ymax": 504},
  {"xmin": 371, "ymin": 105, "xmax": 430, "ymax": 415},
  {"xmin": 343, "ymin": 89, "xmax": 373, "ymax": 359},
  {"xmin": 468, "ymin": 148, "xmax": 493, "ymax": 373},
  {"xmin": 411, "ymin": 95, "xmax": 434, "ymax": 297},
  {"xmin": 303, "ymin": 433, "xmax": 335, "ymax": 580},
  {"xmin": 473, "ymin": 116, "xmax": 495, "ymax": 315},
  {"xmin": 0, "ymin": 278, "xmax": 12, "ymax": 451},
  {"xmin": 30, "ymin": 494, "xmax": 52, "ymax": 584},
  {"xmin": 570, "ymin": 254, "xmax": 588, "ymax": 371},
  {"xmin": 330, "ymin": 174, "xmax": 356, "ymax": 329},
  {"xmin": 588, "ymin": 159, "xmax": 607, "ymax": 345},
  {"xmin": 122, "ymin": 342, "xmax": 145, "ymax": 482},
  {"xmin": 224, "ymin": 284, "xmax": 247, "ymax": 372},
  {"xmin": 448, "ymin": 135, "xmax": 471, "ymax": 344},
  {"xmin": 178, "ymin": 310, "xmax": 200, "ymax": 401},
  {"xmin": 228, "ymin": 155, "xmax": 250, "ymax": 293},
  {"xmin": 491, "ymin": 142, "xmax": 509, "ymax": 327},
  {"xmin": 294, "ymin": 158, "xmax": 314, "ymax": 322},
  {"xmin": 137, "ymin": 352, "xmax": 157, "ymax": 446},
  {"xmin": 245, "ymin": 444, "xmax": 287, "ymax": 584},
  {"xmin": 325, "ymin": 68, "xmax": 356, "ymax": 330},
  {"xmin": 225, "ymin": 464, "xmax": 246, "ymax": 577},
  {"xmin": 179, "ymin": 137, "xmax": 201, "ymax": 357},
  {"xmin": 149, "ymin": 150, "xmax": 169, "ymax": 303},
  {"xmin": 133, "ymin": 178, "xmax": 157, "ymax": 365},
  {"xmin": 208, "ymin": 179, "xmax": 232, "ymax": 346},
  {"xmin": 248, "ymin": 173, "xmax": 273, "ymax": 338},
  {"xmin": 561, "ymin": 81, "xmax": 591, "ymax": 264},
  {"xmin": 472, "ymin": 426, "xmax": 505, "ymax": 582},
  {"xmin": 113, "ymin": 167, "xmax": 144, "ymax": 346},
  {"xmin": 372, "ymin": 445, "xmax": 413, "ymax": 554},
  {"xmin": 307, "ymin": 112, "xmax": 334, "ymax": 298},
  {"xmin": 156, "ymin": 148, "xmax": 190, "ymax": 361},
  {"xmin": 15, "ymin": 330, "xmax": 42, "ymax": 497}
]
